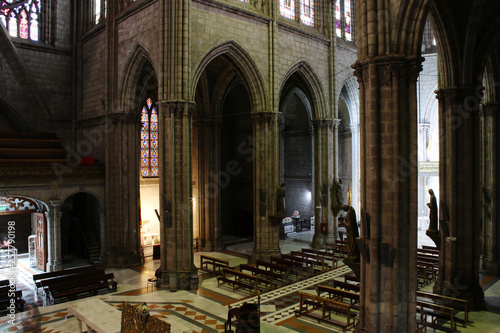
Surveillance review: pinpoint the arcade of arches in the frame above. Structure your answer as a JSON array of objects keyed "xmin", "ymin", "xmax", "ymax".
[{"xmin": 1, "ymin": 0, "xmax": 500, "ymax": 331}]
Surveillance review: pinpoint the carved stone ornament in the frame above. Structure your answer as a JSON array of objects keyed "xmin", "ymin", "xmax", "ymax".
[{"xmin": 121, "ymin": 302, "xmax": 171, "ymax": 333}]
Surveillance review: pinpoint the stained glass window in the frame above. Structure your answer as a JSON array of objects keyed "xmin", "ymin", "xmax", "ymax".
[
  {"xmin": 280, "ymin": 0, "xmax": 295, "ymax": 20},
  {"xmin": 141, "ymin": 98, "xmax": 159, "ymax": 177},
  {"xmin": 335, "ymin": 0, "xmax": 341, "ymax": 37},
  {"xmin": 0, "ymin": 0, "xmax": 40, "ymax": 41},
  {"xmin": 300, "ymin": 0, "xmax": 314, "ymax": 27},
  {"xmin": 344, "ymin": 0, "xmax": 351, "ymax": 41}
]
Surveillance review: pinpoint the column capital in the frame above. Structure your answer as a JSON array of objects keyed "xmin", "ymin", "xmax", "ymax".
[
  {"xmin": 159, "ymin": 100, "xmax": 196, "ymax": 118},
  {"xmin": 49, "ymin": 200, "xmax": 62, "ymax": 207},
  {"xmin": 312, "ymin": 119, "xmax": 335, "ymax": 130}
]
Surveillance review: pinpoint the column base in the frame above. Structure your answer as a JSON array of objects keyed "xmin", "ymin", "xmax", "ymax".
[
  {"xmin": 433, "ymin": 280, "xmax": 485, "ymax": 310},
  {"xmin": 311, "ymin": 233, "xmax": 326, "ymax": 249},
  {"xmin": 251, "ymin": 248, "xmax": 281, "ymax": 263},
  {"xmin": 480, "ymin": 256, "xmax": 500, "ymax": 276},
  {"xmin": 165, "ymin": 268, "xmax": 198, "ymax": 291}
]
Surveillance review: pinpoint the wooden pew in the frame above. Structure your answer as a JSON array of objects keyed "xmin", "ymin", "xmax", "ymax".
[
  {"xmin": 46, "ymin": 273, "xmax": 117, "ymax": 305},
  {"xmin": 200, "ymin": 255, "xmax": 229, "ymax": 275},
  {"xmin": 417, "ymin": 300, "xmax": 456, "ymax": 332},
  {"xmin": 39, "ymin": 269, "xmax": 106, "ymax": 300},
  {"xmin": 270, "ymin": 256, "xmax": 306, "ymax": 279},
  {"xmin": 317, "ymin": 285, "xmax": 360, "ymax": 310},
  {"xmin": 33, "ymin": 265, "xmax": 96, "ymax": 292},
  {"xmin": 295, "ymin": 292, "xmax": 356, "ymax": 331},
  {"xmin": 255, "ymin": 260, "xmax": 290, "ymax": 283},
  {"xmin": 325, "ymin": 243, "xmax": 348, "ymax": 258},
  {"xmin": 301, "ymin": 248, "xmax": 338, "ymax": 268},
  {"xmin": 291, "ymin": 251, "xmax": 329, "ymax": 271},
  {"xmin": 344, "ymin": 274, "xmax": 359, "ymax": 284},
  {"xmin": 280, "ymin": 254, "xmax": 317, "ymax": 276},
  {"xmin": 239, "ymin": 264, "xmax": 284, "ymax": 287},
  {"xmin": 0, "ymin": 289, "xmax": 24, "ymax": 312},
  {"xmin": 417, "ymin": 291, "xmax": 469, "ymax": 327},
  {"xmin": 0, "ymin": 280, "xmax": 10, "ymax": 287},
  {"xmin": 217, "ymin": 268, "xmax": 268, "ymax": 295},
  {"xmin": 334, "ymin": 280, "xmax": 360, "ymax": 293}
]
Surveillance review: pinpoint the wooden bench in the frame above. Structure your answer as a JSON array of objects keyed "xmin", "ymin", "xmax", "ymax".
[
  {"xmin": 417, "ymin": 300, "xmax": 456, "ymax": 332},
  {"xmin": 344, "ymin": 274, "xmax": 359, "ymax": 284},
  {"xmin": 217, "ymin": 268, "xmax": 268, "ymax": 295},
  {"xmin": 301, "ymin": 248, "xmax": 338, "ymax": 268},
  {"xmin": 255, "ymin": 260, "xmax": 290, "ymax": 283},
  {"xmin": 317, "ymin": 285, "xmax": 360, "ymax": 310},
  {"xmin": 270, "ymin": 256, "xmax": 306, "ymax": 279},
  {"xmin": 39, "ymin": 269, "xmax": 106, "ymax": 300},
  {"xmin": 200, "ymin": 255, "xmax": 229, "ymax": 275},
  {"xmin": 46, "ymin": 273, "xmax": 117, "ymax": 305},
  {"xmin": 239, "ymin": 264, "xmax": 284, "ymax": 287},
  {"xmin": 417, "ymin": 291, "xmax": 469, "ymax": 327},
  {"xmin": 325, "ymin": 243, "xmax": 348, "ymax": 258},
  {"xmin": 295, "ymin": 292, "xmax": 356, "ymax": 331},
  {"xmin": 334, "ymin": 280, "xmax": 360, "ymax": 293},
  {"xmin": 0, "ymin": 280, "xmax": 10, "ymax": 287},
  {"xmin": 33, "ymin": 265, "xmax": 96, "ymax": 292},
  {"xmin": 0, "ymin": 289, "xmax": 24, "ymax": 312},
  {"xmin": 281, "ymin": 254, "xmax": 318, "ymax": 276},
  {"xmin": 291, "ymin": 251, "xmax": 329, "ymax": 271}
]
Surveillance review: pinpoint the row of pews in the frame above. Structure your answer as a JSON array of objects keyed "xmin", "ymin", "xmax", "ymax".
[
  {"xmin": 210, "ymin": 247, "xmax": 342, "ymax": 296},
  {"xmin": 0, "ymin": 279, "xmax": 25, "ymax": 312},
  {"xmin": 33, "ymin": 265, "xmax": 118, "ymax": 305},
  {"xmin": 417, "ymin": 245, "xmax": 439, "ymax": 287},
  {"xmin": 295, "ymin": 274, "xmax": 361, "ymax": 331}
]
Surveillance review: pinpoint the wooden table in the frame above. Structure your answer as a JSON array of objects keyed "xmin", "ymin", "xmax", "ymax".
[{"xmin": 66, "ymin": 298, "xmax": 121, "ymax": 333}]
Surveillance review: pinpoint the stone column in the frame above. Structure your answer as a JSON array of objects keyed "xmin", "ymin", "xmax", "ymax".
[
  {"xmin": 352, "ymin": 57, "xmax": 421, "ymax": 332},
  {"xmin": 251, "ymin": 112, "xmax": 281, "ymax": 262},
  {"xmin": 193, "ymin": 118, "xmax": 222, "ymax": 252},
  {"xmin": 98, "ymin": 207, "xmax": 106, "ymax": 263},
  {"xmin": 159, "ymin": 101, "xmax": 197, "ymax": 291},
  {"xmin": 433, "ymin": 88, "xmax": 485, "ymax": 310},
  {"xmin": 103, "ymin": 113, "xmax": 142, "ymax": 267},
  {"xmin": 350, "ymin": 123, "xmax": 361, "ymax": 215},
  {"xmin": 480, "ymin": 103, "xmax": 499, "ymax": 275},
  {"xmin": 418, "ymin": 123, "xmax": 430, "ymax": 161},
  {"xmin": 311, "ymin": 119, "xmax": 334, "ymax": 249},
  {"xmin": 46, "ymin": 200, "xmax": 62, "ymax": 272}
]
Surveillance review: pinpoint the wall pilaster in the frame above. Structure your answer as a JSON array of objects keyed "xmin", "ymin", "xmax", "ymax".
[{"xmin": 251, "ymin": 112, "xmax": 281, "ymax": 262}]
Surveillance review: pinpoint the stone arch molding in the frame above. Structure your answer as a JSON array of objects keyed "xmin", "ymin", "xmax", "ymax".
[
  {"xmin": 280, "ymin": 60, "xmax": 328, "ymax": 120},
  {"xmin": 338, "ymin": 73, "xmax": 359, "ymax": 125},
  {"xmin": 192, "ymin": 41, "xmax": 268, "ymax": 113},
  {"xmin": 119, "ymin": 44, "xmax": 158, "ymax": 113}
]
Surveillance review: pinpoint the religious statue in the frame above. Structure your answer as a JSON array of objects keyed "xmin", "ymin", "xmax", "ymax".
[
  {"xmin": 341, "ymin": 205, "xmax": 360, "ymax": 262},
  {"xmin": 276, "ymin": 182, "xmax": 286, "ymax": 216},
  {"xmin": 121, "ymin": 302, "xmax": 171, "ymax": 333},
  {"xmin": 427, "ymin": 189, "xmax": 438, "ymax": 231},
  {"xmin": 331, "ymin": 179, "xmax": 344, "ymax": 216}
]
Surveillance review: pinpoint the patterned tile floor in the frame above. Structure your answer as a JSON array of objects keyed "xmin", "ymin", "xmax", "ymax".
[{"xmin": 0, "ymin": 236, "xmax": 499, "ymax": 333}]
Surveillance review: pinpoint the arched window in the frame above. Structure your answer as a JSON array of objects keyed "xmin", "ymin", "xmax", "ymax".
[
  {"xmin": 336, "ymin": 0, "xmax": 354, "ymax": 42},
  {"xmin": 141, "ymin": 98, "xmax": 159, "ymax": 177},
  {"xmin": 279, "ymin": 0, "xmax": 315, "ymax": 27},
  {"xmin": 1, "ymin": 0, "xmax": 40, "ymax": 41}
]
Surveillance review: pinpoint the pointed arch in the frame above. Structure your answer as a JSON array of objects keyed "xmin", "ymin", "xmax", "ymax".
[
  {"xmin": 338, "ymin": 72, "xmax": 359, "ymax": 125},
  {"xmin": 0, "ymin": 99, "xmax": 30, "ymax": 131},
  {"xmin": 280, "ymin": 60, "xmax": 328, "ymax": 119},
  {"xmin": 192, "ymin": 41, "xmax": 267, "ymax": 113},
  {"xmin": 119, "ymin": 44, "xmax": 158, "ymax": 113}
]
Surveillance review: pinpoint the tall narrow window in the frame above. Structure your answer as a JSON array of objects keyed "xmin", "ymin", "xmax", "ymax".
[
  {"xmin": 280, "ymin": 0, "xmax": 295, "ymax": 20},
  {"xmin": 1, "ymin": 0, "xmax": 40, "ymax": 41},
  {"xmin": 344, "ymin": 0, "xmax": 351, "ymax": 41},
  {"xmin": 94, "ymin": 0, "xmax": 101, "ymax": 24},
  {"xmin": 335, "ymin": 0, "xmax": 341, "ymax": 37},
  {"xmin": 300, "ymin": 0, "xmax": 314, "ymax": 27},
  {"xmin": 141, "ymin": 98, "xmax": 159, "ymax": 177}
]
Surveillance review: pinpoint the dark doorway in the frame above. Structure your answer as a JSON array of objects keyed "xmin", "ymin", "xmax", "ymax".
[{"xmin": 61, "ymin": 193, "xmax": 101, "ymax": 264}]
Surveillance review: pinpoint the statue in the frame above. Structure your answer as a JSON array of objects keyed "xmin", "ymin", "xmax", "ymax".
[
  {"xmin": 276, "ymin": 182, "xmax": 286, "ymax": 216},
  {"xmin": 427, "ymin": 189, "xmax": 438, "ymax": 231},
  {"xmin": 121, "ymin": 302, "xmax": 171, "ymax": 333},
  {"xmin": 426, "ymin": 189, "xmax": 441, "ymax": 249},
  {"xmin": 331, "ymin": 179, "xmax": 344, "ymax": 216},
  {"xmin": 341, "ymin": 205, "xmax": 360, "ymax": 262}
]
